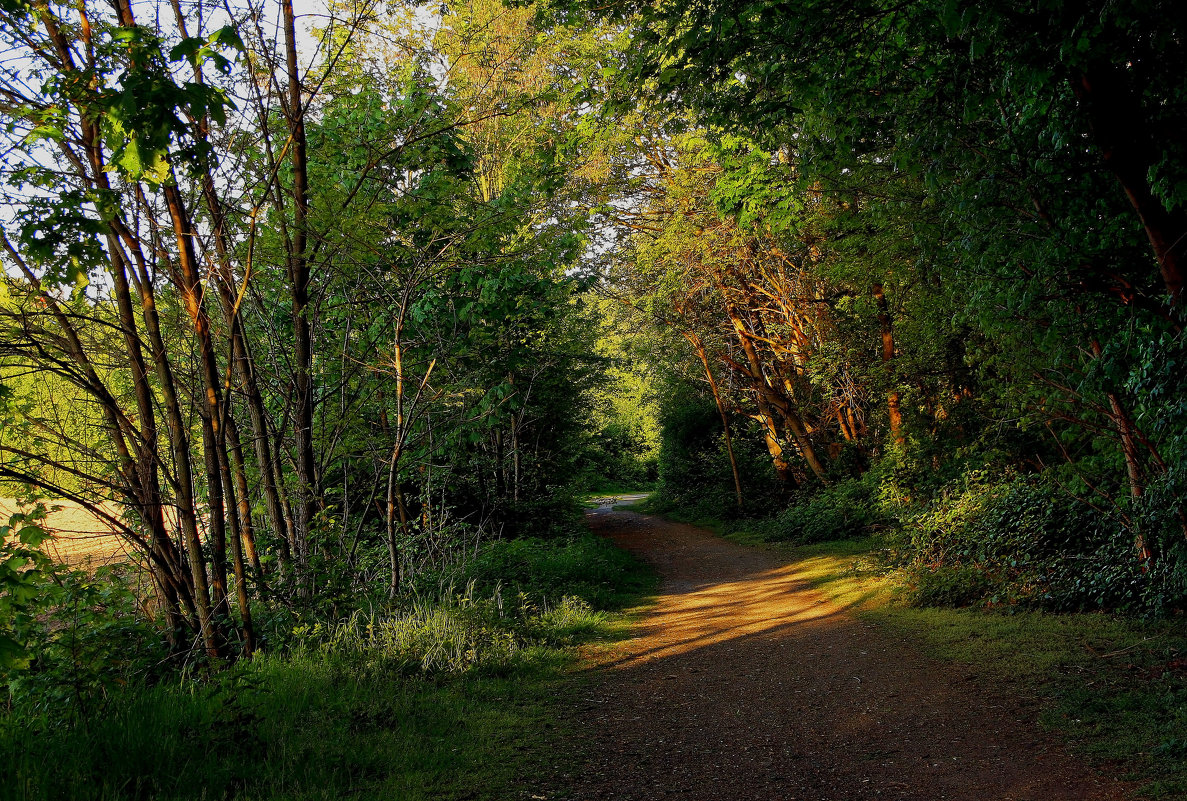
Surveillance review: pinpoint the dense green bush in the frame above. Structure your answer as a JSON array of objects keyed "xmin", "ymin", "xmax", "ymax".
[
  {"xmin": 765, "ymin": 474, "xmax": 886, "ymax": 544},
  {"xmin": 890, "ymin": 471, "xmax": 1186, "ymax": 614},
  {"xmin": 459, "ymin": 532, "xmax": 653, "ymax": 611}
]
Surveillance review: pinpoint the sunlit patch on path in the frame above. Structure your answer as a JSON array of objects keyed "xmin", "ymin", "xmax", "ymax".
[{"xmin": 556, "ymin": 508, "xmax": 1132, "ymax": 801}]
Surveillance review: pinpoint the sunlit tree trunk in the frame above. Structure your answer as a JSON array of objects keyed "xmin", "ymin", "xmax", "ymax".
[
  {"xmin": 685, "ymin": 332, "xmax": 744, "ymax": 509},
  {"xmin": 872, "ymin": 283, "xmax": 905, "ymax": 447}
]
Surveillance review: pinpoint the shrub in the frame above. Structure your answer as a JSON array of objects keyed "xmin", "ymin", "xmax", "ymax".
[
  {"xmin": 458, "ymin": 532, "xmax": 652, "ymax": 611},
  {"xmin": 768, "ymin": 474, "xmax": 886, "ymax": 543},
  {"xmin": 888, "ymin": 469, "xmax": 1187, "ymax": 613},
  {"xmin": 900, "ymin": 563, "xmax": 997, "ymax": 608},
  {"xmin": 1, "ymin": 507, "xmax": 166, "ymax": 717}
]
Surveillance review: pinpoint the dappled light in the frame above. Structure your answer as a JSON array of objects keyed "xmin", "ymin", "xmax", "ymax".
[
  {"xmin": 0, "ymin": 0, "xmax": 1184, "ymax": 796},
  {"xmin": 603, "ymin": 563, "xmax": 847, "ymax": 669},
  {"xmin": 569, "ymin": 507, "xmax": 1133, "ymax": 801}
]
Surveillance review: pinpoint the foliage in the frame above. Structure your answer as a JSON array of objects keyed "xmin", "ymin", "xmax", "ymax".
[
  {"xmin": 460, "ymin": 531, "xmax": 654, "ymax": 611},
  {"xmin": 886, "ymin": 471, "xmax": 1182, "ymax": 613},
  {"xmin": 0, "ymin": 507, "xmax": 165, "ymax": 717},
  {"xmin": 555, "ymin": 0, "xmax": 1187, "ymax": 617},
  {"xmin": 0, "ymin": 507, "xmax": 56, "ymax": 672},
  {"xmin": 766, "ymin": 474, "xmax": 887, "ymax": 545}
]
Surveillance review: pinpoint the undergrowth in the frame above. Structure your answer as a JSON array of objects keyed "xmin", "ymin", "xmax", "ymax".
[
  {"xmin": 648, "ymin": 457, "xmax": 1187, "ymax": 616},
  {"xmin": 0, "ymin": 532, "xmax": 654, "ymax": 801}
]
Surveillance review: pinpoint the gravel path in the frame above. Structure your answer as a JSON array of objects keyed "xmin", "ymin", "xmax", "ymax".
[{"xmin": 557, "ymin": 504, "xmax": 1131, "ymax": 801}]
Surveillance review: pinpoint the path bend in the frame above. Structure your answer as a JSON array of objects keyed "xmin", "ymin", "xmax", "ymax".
[{"xmin": 560, "ymin": 504, "xmax": 1130, "ymax": 801}]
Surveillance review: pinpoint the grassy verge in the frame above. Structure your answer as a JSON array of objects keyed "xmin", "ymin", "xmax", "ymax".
[
  {"xmin": 749, "ymin": 533, "xmax": 1187, "ymax": 799},
  {"xmin": 1, "ymin": 533, "xmax": 656, "ymax": 801},
  {"xmin": 580, "ymin": 490, "xmax": 652, "ymax": 510}
]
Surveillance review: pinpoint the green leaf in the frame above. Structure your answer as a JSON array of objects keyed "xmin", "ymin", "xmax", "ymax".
[
  {"xmin": 17, "ymin": 525, "xmax": 49, "ymax": 547},
  {"xmin": 0, "ymin": 634, "xmax": 29, "ymax": 671}
]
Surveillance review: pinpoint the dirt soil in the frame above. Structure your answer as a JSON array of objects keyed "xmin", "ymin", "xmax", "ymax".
[{"xmin": 555, "ymin": 503, "xmax": 1132, "ymax": 801}]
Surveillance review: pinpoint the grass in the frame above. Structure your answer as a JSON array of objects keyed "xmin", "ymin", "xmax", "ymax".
[
  {"xmin": 0, "ymin": 533, "xmax": 657, "ymax": 801},
  {"xmin": 579, "ymin": 489, "xmax": 652, "ymax": 510},
  {"xmin": 3, "ymin": 658, "xmax": 563, "ymax": 801},
  {"xmin": 579, "ymin": 481, "xmax": 657, "ymax": 498},
  {"xmin": 751, "ymin": 534, "xmax": 1187, "ymax": 799}
]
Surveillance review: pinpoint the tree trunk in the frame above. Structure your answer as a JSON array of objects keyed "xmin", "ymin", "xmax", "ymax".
[
  {"xmin": 686, "ymin": 333, "xmax": 744, "ymax": 509},
  {"xmin": 224, "ymin": 415, "xmax": 264, "ymax": 581},
  {"xmin": 1088, "ymin": 338, "xmax": 1153, "ymax": 562},
  {"xmin": 724, "ymin": 304, "xmax": 826, "ymax": 482},
  {"xmin": 137, "ymin": 280, "xmax": 222, "ymax": 659},
  {"xmin": 872, "ymin": 283, "xmax": 905, "ymax": 447},
  {"xmin": 163, "ymin": 181, "xmax": 236, "ymax": 623},
  {"xmin": 283, "ymin": 0, "xmax": 317, "ymax": 575}
]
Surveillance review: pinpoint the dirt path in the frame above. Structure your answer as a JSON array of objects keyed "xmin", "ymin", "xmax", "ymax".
[{"xmin": 558, "ymin": 504, "xmax": 1131, "ymax": 801}]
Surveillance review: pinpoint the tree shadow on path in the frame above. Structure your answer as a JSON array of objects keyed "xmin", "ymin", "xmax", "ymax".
[{"xmin": 549, "ymin": 508, "xmax": 1134, "ymax": 801}]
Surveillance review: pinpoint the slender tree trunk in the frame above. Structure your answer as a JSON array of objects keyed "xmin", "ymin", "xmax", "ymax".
[
  {"xmin": 384, "ymin": 444, "xmax": 407, "ymax": 597},
  {"xmin": 184, "ymin": 0, "xmax": 295, "ymax": 578},
  {"xmin": 198, "ymin": 415, "xmax": 230, "ymax": 619},
  {"xmin": 835, "ymin": 407, "xmax": 855, "ymax": 442},
  {"xmin": 224, "ymin": 415, "xmax": 264, "ymax": 580},
  {"xmin": 872, "ymin": 283, "xmax": 905, "ymax": 447},
  {"xmin": 283, "ymin": 0, "xmax": 317, "ymax": 575},
  {"xmin": 210, "ymin": 250, "xmax": 292, "ymax": 574},
  {"xmin": 199, "ymin": 158, "xmax": 291, "ymax": 579},
  {"xmin": 385, "ymin": 333, "xmax": 409, "ymax": 597},
  {"xmin": 163, "ymin": 181, "xmax": 237, "ymax": 624},
  {"xmin": 1088, "ymin": 338, "xmax": 1153, "ymax": 561},
  {"xmin": 101, "ymin": 242, "xmax": 192, "ymax": 638},
  {"xmin": 138, "ymin": 281, "xmax": 222, "ymax": 659},
  {"xmin": 511, "ymin": 420, "xmax": 521, "ymax": 503},
  {"xmin": 239, "ymin": 327, "xmax": 295, "ymax": 569},
  {"xmin": 217, "ymin": 434, "xmax": 255, "ymax": 656},
  {"xmin": 686, "ymin": 332, "xmax": 744, "ymax": 509}
]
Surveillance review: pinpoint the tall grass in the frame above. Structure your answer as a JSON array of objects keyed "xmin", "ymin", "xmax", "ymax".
[{"xmin": 304, "ymin": 583, "xmax": 609, "ymax": 674}]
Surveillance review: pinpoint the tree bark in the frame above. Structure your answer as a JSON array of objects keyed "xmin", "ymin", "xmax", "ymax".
[
  {"xmin": 283, "ymin": 0, "xmax": 317, "ymax": 575},
  {"xmin": 724, "ymin": 305, "xmax": 828, "ymax": 481},
  {"xmin": 1089, "ymin": 338, "xmax": 1153, "ymax": 562},
  {"xmin": 686, "ymin": 332, "xmax": 744, "ymax": 509},
  {"xmin": 872, "ymin": 283, "xmax": 905, "ymax": 447}
]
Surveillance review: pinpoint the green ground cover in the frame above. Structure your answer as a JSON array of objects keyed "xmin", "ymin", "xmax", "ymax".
[{"xmin": 0, "ymin": 533, "xmax": 656, "ymax": 801}]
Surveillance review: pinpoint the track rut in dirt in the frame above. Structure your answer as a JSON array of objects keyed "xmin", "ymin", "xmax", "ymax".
[{"xmin": 555, "ymin": 504, "xmax": 1131, "ymax": 801}]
